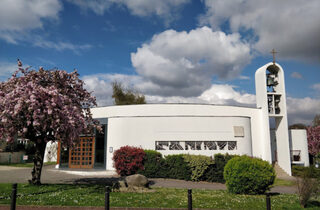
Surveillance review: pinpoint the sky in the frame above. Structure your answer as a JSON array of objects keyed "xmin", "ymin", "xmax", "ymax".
[{"xmin": 0, "ymin": 0, "xmax": 319, "ymax": 125}]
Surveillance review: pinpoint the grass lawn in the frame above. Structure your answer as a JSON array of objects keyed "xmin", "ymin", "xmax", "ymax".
[
  {"xmin": 0, "ymin": 162, "xmax": 57, "ymax": 168},
  {"xmin": 0, "ymin": 184, "xmax": 319, "ymax": 209},
  {"xmin": 273, "ymin": 178, "xmax": 296, "ymax": 187}
]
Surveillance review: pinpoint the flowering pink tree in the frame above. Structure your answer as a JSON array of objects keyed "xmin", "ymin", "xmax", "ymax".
[
  {"xmin": 0, "ymin": 60, "xmax": 99, "ymax": 184},
  {"xmin": 307, "ymin": 126, "xmax": 320, "ymax": 157}
]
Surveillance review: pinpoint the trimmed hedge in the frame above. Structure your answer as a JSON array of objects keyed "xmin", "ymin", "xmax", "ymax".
[
  {"xmin": 292, "ymin": 165, "xmax": 320, "ymax": 178},
  {"xmin": 139, "ymin": 151, "xmax": 236, "ymax": 183},
  {"xmin": 202, "ymin": 153, "xmax": 237, "ymax": 183},
  {"xmin": 138, "ymin": 150, "xmax": 167, "ymax": 178},
  {"xmin": 183, "ymin": 155, "xmax": 214, "ymax": 181},
  {"xmin": 112, "ymin": 146, "xmax": 145, "ymax": 176},
  {"xmin": 165, "ymin": 154, "xmax": 191, "ymax": 181},
  {"xmin": 224, "ymin": 156, "xmax": 275, "ymax": 194}
]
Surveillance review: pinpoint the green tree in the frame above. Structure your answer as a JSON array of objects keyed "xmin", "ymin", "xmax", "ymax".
[
  {"xmin": 313, "ymin": 114, "xmax": 320, "ymax": 127},
  {"xmin": 289, "ymin": 123, "xmax": 307, "ymax": 129},
  {"xmin": 112, "ymin": 81, "xmax": 146, "ymax": 105}
]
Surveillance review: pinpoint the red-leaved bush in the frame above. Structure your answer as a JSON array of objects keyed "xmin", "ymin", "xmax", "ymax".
[{"xmin": 112, "ymin": 146, "xmax": 146, "ymax": 176}]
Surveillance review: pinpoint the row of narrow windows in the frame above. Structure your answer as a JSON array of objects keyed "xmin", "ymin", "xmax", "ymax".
[{"xmin": 155, "ymin": 141, "xmax": 237, "ymax": 151}]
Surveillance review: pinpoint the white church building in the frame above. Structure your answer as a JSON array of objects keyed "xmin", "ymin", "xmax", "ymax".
[{"xmin": 49, "ymin": 62, "xmax": 309, "ymax": 176}]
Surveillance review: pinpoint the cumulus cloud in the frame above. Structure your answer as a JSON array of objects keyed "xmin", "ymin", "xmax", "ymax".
[
  {"xmin": 199, "ymin": 0, "xmax": 320, "ymax": 62},
  {"xmin": 68, "ymin": 0, "xmax": 189, "ymax": 24},
  {"xmin": 84, "ymin": 72, "xmax": 320, "ymax": 125},
  {"xmin": 290, "ymin": 72, "xmax": 303, "ymax": 79},
  {"xmin": 0, "ymin": 61, "xmax": 17, "ymax": 80},
  {"xmin": 0, "ymin": 0, "xmax": 92, "ymax": 53},
  {"xmin": 131, "ymin": 27, "xmax": 251, "ymax": 97},
  {"xmin": 287, "ymin": 97, "xmax": 320, "ymax": 125},
  {"xmin": 0, "ymin": 0, "xmax": 62, "ymax": 43},
  {"xmin": 33, "ymin": 39, "xmax": 92, "ymax": 53},
  {"xmin": 311, "ymin": 83, "xmax": 320, "ymax": 92}
]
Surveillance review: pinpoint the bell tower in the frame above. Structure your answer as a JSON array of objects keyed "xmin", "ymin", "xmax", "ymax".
[{"xmin": 255, "ymin": 50, "xmax": 291, "ymax": 175}]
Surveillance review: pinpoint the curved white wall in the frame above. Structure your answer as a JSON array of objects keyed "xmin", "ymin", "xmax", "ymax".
[{"xmin": 91, "ymin": 104, "xmax": 267, "ymax": 171}]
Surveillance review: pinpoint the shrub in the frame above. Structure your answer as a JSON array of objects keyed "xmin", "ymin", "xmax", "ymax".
[
  {"xmin": 165, "ymin": 154, "xmax": 191, "ymax": 181},
  {"xmin": 112, "ymin": 146, "xmax": 145, "ymax": 176},
  {"xmin": 183, "ymin": 155, "xmax": 214, "ymax": 181},
  {"xmin": 202, "ymin": 153, "xmax": 237, "ymax": 183},
  {"xmin": 292, "ymin": 165, "xmax": 320, "ymax": 178},
  {"xmin": 224, "ymin": 155, "xmax": 275, "ymax": 194},
  {"xmin": 296, "ymin": 167, "xmax": 320, "ymax": 208},
  {"xmin": 138, "ymin": 150, "xmax": 167, "ymax": 178}
]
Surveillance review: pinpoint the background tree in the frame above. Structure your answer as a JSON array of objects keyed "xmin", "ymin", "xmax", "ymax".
[
  {"xmin": 313, "ymin": 114, "xmax": 320, "ymax": 127},
  {"xmin": 112, "ymin": 81, "xmax": 146, "ymax": 105},
  {"xmin": 307, "ymin": 126, "xmax": 320, "ymax": 157},
  {"xmin": 0, "ymin": 60, "xmax": 99, "ymax": 185},
  {"xmin": 289, "ymin": 123, "xmax": 307, "ymax": 130}
]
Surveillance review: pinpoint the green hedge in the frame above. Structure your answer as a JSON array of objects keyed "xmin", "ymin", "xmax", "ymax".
[
  {"xmin": 138, "ymin": 150, "xmax": 167, "ymax": 178},
  {"xmin": 292, "ymin": 165, "xmax": 320, "ymax": 178},
  {"xmin": 183, "ymin": 155, "xmax": 214, "ymax": 181},
  {"xmin": 224, "ymin": 156, "xmax": 275, "ymax": 194},
  {"xmin": 139, "ymin": 151, "xmax": 237, "ymax": 183},
  {"xmin": 165, "ymin": 154, "xmax": 191, "ymax": 181},
  {"xmin": 202, "ymin": 154, "xmax": 237, "ymax": 183}
]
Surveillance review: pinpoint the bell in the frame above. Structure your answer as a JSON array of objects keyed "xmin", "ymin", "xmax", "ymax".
[{"xmin": 267, "ymin": 77, "xmax": 275, "ymax": 86}]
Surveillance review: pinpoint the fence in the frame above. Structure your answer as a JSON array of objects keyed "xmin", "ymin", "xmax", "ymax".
[{"xmin": 10, "ymin": 184, "xmax": 272, "ymax": 210}]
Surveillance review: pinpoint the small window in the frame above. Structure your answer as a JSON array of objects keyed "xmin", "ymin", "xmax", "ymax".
[{"xmin": 234, "ymin": 126, "xmax": 244, "ymax": 137}]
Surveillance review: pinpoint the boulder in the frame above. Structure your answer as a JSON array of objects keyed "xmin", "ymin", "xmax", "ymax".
[{"xmin": 125, "ymin": 174, "xmax": 149, "ymax": 188}]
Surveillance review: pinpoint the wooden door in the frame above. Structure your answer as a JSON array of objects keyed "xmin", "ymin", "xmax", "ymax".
[{"xmin": 69, "ymin": 136, "xmax": 95, "ymax": 169}]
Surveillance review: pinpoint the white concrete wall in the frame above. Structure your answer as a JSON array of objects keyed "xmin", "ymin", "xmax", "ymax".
[
  {"xmin": 91, "ymin": 104, "xmax": 267, "ymax": 171},
  {"xmin": 289, "ymin": 129, "xmax": 310, "ymax": 166},
  {"xmin": 255, "ymin": 63, "xmax": 291, "ymax": 176},
  {"xmin": 44, "ymin": 141, "xmax": 58, "ymax": 163}
]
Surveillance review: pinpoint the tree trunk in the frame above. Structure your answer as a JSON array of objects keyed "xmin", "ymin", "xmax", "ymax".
[{"xmin": 30, "ymin": 141, "xmax": 46, "ymax": 185}]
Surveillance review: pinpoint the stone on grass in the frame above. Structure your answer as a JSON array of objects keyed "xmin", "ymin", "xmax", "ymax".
[{"xmin": 125, "ymin": 174, "xmax": 149, "ymax": 188}]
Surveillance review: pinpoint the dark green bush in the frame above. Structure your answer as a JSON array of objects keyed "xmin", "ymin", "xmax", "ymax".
[
  {"xmin": 183, "ymin": 155, "xmax": 214, "ymax": 181},
  {"xmin": 138, "ymin": 150, "xmax": 167, "ymax": 178},
  {"xmin": 224, "ymin": 155, "xmax": 275, "ymax": 194},
  {"xmin": 292, "ymin": 165, "xmax": 320, "ymax": 178},
  {"xmin": 202, "ymin": 153, "xmax": 237, "ymax": 183},
  {"xmin": 165, "ymin": 154, "xmax": 191, "ymax": 181}
]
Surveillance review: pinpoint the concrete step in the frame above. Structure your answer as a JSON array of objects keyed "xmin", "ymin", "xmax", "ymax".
[{"xmin": 273, "ymin": 163, "xmax": 295, "ymax": 180}]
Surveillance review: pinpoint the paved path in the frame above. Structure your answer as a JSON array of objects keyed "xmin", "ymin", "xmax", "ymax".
[{"xmin": 0, "ymin": 165, "xmax": 297, "ymax": 194}]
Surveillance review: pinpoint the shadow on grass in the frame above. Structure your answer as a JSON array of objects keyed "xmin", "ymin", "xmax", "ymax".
[
  {"xmin": 307, "ymin": 200, "xmax": 320, "ymax": 208},
  {"xmin": 72, "ymin": 177, "xmax": 120, "ymax": 185}
]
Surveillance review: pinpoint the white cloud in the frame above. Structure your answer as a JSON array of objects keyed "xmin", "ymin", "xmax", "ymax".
[
  {"xmin": 0, "ymin": 61, "xmax": 17, "ymax": 80},
  {"xmin": 33, "ymin": 39, "xmax": 92, "ymax": 53},
  {"xmin": 200, "ymin": 0, "xmax": 320, "ymax": 62},
  {"xmin": 83, "ymin": 72, "xmax": 320, "ymax": 126},
  {"xmin": 287, "ymin": 97, "xmax": 320, "ymax": 125},
  {"xmin": 0, "ymin": 0, "xmax": 62, "ymax": 42},
  {"xmin": 68, "ymin": 0, "xmax": 189, "ymax": 24},
  {"xmin": 0, "ymin": 0, "xmax": 91, "ymax": 53},
  {"xmin": 311, "ymin": 83, "xmax": 320, "ymax": 92},
  {"xmin": 131, "ymin": 27, "xmax": 251, "ymax": 97},
  {"xmin": 290, "ymin": 72, "xmax": 303, "ymax": 79},
  {"xmin": 199, "ymin": 84, "xmax": 255, "ymax": 106}
]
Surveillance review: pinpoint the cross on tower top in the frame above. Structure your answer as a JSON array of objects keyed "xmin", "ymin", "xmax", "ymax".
[{"xmin": 270, "ymin": 49, "xmax": 277, "ymax": 65}]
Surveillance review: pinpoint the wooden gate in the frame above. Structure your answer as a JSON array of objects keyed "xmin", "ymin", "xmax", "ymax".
[{"xmin": 69, "ymin": 136, "xmax": 95, "ymax": 169}]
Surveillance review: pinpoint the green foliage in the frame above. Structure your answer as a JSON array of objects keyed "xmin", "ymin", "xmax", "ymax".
[
  {"xmin": 296, "ymin": 166, "xmax": 320, "ymax": 207},
  {"xmin": 183, "ymin": 154, "xmax": 214, "ymax": 181},
  {"xmin": 165, "ymin": 154, "xmax": 191, "ymax": 181},
  {"xmin": 289, "ymin": 124, "xmax": 307, "ymax": 130},
  {"xmin": 292, "ymin": 165, "xmax": 320, "ymax": 178},
  {"xmin": 1, "ymin": 183, "xmax": 317, "ymax": 209},
  {"xmin": 202, "ymin": 153, "xmax": 237, "ymax": 183},
  {"xmin": 112, "ymin": 81, "xmax": 146, "ymax": 105},
  {"xmin": 224, "ymin": 155, "xmax": 275, "ymax": 194},
  {"xmin": 138, "ymin": 150, "xmax": 167, "ymax": 178}
]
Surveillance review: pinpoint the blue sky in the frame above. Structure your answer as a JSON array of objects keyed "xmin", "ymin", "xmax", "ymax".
[{"xmin": 0, "ymin": 0, "xmax": 319, "ymax": 125}]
